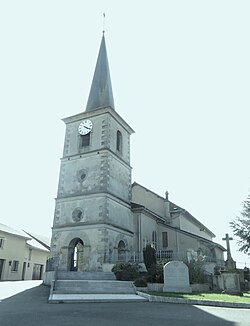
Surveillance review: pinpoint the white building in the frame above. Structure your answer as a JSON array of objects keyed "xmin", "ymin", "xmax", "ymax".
[{"xmin": 0, "ymin": 223, "xmax": 50, "ymax": 281}]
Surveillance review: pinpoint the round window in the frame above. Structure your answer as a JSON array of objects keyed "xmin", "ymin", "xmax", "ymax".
[
  {"xmin": 72, "ymin": 208, "xmax": 84, "ymax": 222},
  {"xmin": 77, "ymin": 169, "xmax": 87, "ymax": 182}
]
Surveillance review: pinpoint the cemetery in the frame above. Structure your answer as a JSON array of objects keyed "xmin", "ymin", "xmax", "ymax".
[{"xmin": 109, "ymin": 241, "xmax": 250, "ymax": 307}]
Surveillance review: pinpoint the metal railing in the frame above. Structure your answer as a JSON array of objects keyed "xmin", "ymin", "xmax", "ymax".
[
  {"xmin": 103, "ymin": 251, "xmax": 224, "ymax": 266},
  {"xmin": 45, "ymin": 251, "xmax": 224, "ymax": 268},
  {"xmin": 103, "ymin": 251, "xmax": 184, "ymax": 264}
]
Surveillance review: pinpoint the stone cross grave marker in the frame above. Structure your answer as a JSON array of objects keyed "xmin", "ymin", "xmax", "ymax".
[
  {"xmin": 222, "ymin": 233, "xmax": 233, "ymax": 259},
  {"xmin": 222, "ymin": 233, "xmax": 236, "ymax": 270}
]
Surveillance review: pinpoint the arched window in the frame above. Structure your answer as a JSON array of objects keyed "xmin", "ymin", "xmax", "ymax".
[
  {"xmin": 68, "ymin": 238, "xmax": 84, "ymax": 271},
  {"xmin": 118, "ymin": 240, "xmax": 126, "ymax": 261},
  {"xmin": 116, "ymin": 130, "xmax": 122, "ymax": 152},
  {"xmin": 152, "ymin": 231, "xmax": 157, "ymax": 250}
]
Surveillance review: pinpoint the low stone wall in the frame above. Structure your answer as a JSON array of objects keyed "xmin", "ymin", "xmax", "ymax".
[
  {"xmin": 135, "ymin": 286, "xmax": 147, "ymax": 292},
  {"xmin": 147, "ymin": 283, "xmax": 164, "ymax": 292},
  {"xmin": 138, "ymin": 283, "xmax": 209, "ymax": 293},
  {"xmin": 43, "ymin": 271, "xmax": 56, "ymax": 286},
  {"xmin": 191, "ymin": 283, "xmax": 210, "ymax": 292}
]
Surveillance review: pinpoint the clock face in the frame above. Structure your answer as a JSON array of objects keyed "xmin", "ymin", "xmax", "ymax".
[{"xmin": 78, "ymin": 120, "xmax": 93, "ymax": 135}]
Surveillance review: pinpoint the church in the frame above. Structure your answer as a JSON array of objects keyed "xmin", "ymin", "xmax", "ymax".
[{"xmin": 46, "ymin": 33, "xmax": 225, "ymax": 278}]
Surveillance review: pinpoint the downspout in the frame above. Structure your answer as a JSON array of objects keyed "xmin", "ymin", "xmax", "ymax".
[
  {"xmin": 175, "ymin": 230, "xmax": 179, "ymax": 258},
  {"xmin": 138, "ymin": 213, "xmax": 141, "ymax": 253}
]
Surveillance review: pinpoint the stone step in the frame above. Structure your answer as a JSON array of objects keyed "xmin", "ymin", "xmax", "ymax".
[
  {"xmin": 54, "ymin": 280, "xmax": 136, "ymax": 294},
  {"xmin": 56, "ymin": 271, "xmax": 116, "ymax": 280},
  {"xmin": 49, "ymin": 293, "xmax": 148, "ymax": 303}
]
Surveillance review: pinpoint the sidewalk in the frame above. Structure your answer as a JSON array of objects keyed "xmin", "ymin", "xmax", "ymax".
[{"xmin": 0, "ymin": 280, "xmax": 42, "ymax": 301}]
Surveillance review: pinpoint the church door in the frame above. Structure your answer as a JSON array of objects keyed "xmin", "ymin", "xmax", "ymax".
[{"xmin": 68, "ymin": 238, "xmax": 84, "ymax": 271}]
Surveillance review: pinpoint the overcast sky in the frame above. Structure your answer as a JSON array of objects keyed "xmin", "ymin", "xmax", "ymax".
[{"xmin": 0, "ymin": 1, "xmax": 249, "ymax": 268}]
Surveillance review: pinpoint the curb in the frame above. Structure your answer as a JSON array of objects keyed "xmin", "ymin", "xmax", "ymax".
[{"xmin": 137, "ymin": 291, "xmax": 250, "ymax": 309}]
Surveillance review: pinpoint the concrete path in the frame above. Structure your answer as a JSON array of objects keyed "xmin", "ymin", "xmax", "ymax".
[{"xmin": 0, "ymin": 280, "xmax": 42, "ymax": 301}]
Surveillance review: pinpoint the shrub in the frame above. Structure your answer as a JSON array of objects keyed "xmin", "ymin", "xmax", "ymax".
[
  {"xmin": 134, "ymin": 277, "xmax": 147, "ymax": 287},
  {"xmin": 146, "ymin": 263, "xmax": 164, "ymax": 283},
  {"xmin": 186, "ymin": 259, "xmax": 207, "ymax": 284},
  {"xmin": 155, "ymin": 259, "xmax": 169, "ymax": 283},
  {"xmin": 155, "ymin": 264, "xmax": 164, "ymax": 283},
  {"xmin": 143, "ymin": 245, "xmax": 156, "ymax": 271},
  {"xmin": 111, "ymin": 263, "xmax": 140, "ymax": 281}
]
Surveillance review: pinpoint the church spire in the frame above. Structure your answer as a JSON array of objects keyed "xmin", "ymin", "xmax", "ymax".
[{"xmin": 85, "ymin": 33, "xmax": 115, "ymax": 112}]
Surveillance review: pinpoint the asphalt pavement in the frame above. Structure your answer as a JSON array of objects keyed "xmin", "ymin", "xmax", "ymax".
[{"xmin": 0, "ymin": 281, "xmax": 250, "ymax": 326}]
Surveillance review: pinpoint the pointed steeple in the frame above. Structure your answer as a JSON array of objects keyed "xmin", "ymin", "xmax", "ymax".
[{"xmin": 86, "ymin": 33, "xmax": 115, "ymax": 112}]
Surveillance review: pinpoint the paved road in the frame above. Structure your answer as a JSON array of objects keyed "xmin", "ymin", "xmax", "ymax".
[{"xmin": 0, "ymin": 282, "xmax": 250, "ymax": 326}]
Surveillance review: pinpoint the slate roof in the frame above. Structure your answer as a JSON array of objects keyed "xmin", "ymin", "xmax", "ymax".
[
  {"xmin": 86, "ymin": 33, "xmax": 115, "ymax": 112},
  {"xmin": 0, "ymin": 222, "xmax": 30, "ymax": 239},
  {"xmin": 131, "ymin": 182, "xmax": 215, "ymax": 238},
  {"xmin": 0, "ymin": 222, "xmax": 50, "ymax": 252},
  {"xmin": 27, "ymin": 238, "xmax": 50, "ymax": 252},
  {"xmin": 24, "ymin": 231, "xmax": 50, "ymax": 250}
]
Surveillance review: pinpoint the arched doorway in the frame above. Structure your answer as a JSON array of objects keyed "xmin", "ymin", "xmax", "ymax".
[
  {"xmin": 68, "ymin": 238, "xmax": 84, "ymax": 271},
  {"xmin": 118, "ymin": 240, "xmax": 126, "ymax": 262}
]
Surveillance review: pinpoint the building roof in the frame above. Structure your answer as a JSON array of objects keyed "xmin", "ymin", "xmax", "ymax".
[
  {"xmin": 24, "ymin": 231, "xmax": 50, "ymax": 250},
  {"xmin": 0, "ymin": 222, "xmax": 30, "ymax": 239},
  {"xmin": 0, "ymin": 222, "xmax": 50, "ymax": 252},
  {"xmin": 131, "ymin": 200, "xmax": 225, "ymax": 252},
  {"xmin": 27, "ymin": 238, "xmax": 50, "ymax": 253},
  {"xmin": 86, "ymin": 33, "xmax": 115, "ymax": 112},
  {"xmin": 132, "ymin": 182, "xmax": 215, "ymax": 238},
  {"xmin": 169, "ymin": 202, "xmax": 216, "ymax": 238}
]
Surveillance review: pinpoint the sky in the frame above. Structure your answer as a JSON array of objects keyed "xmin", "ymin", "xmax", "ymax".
[{"xmin": 0, "ymin": 1, "xmax": 249, "ymax": 268}]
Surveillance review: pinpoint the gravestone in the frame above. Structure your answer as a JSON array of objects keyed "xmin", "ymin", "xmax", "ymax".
[
  {"xmin": 163, "ymin": 261, "xmax": 192, "ymax": 293},
  {"xmin": 222, "ymin": 272, "xmax": 241, "ymax": 295}
]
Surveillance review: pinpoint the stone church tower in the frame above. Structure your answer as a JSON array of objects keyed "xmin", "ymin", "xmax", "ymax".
[{"xmin": 49, "ymin": 34, "xmax": 134, "ymax": 272}]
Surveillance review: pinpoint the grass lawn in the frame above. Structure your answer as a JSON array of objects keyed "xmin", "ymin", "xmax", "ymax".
[{"xmin": 146, "ymin": 291, "xmax": 250, "ymax": 304}]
